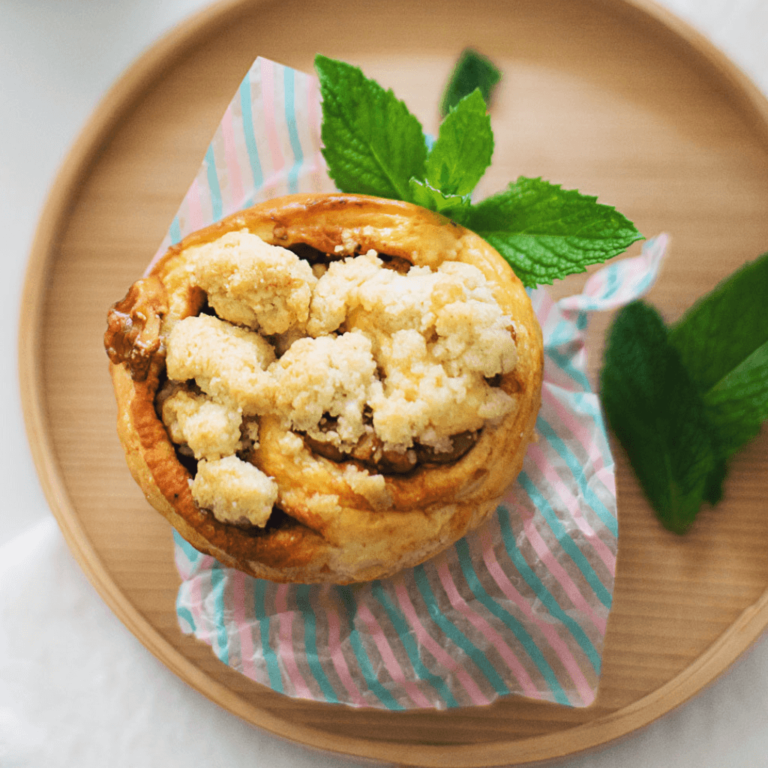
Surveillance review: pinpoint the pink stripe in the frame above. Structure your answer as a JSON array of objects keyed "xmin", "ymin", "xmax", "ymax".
[
  {"xmin": 274, "ymin": 583, "xmax": 313, "ymax": 699},
  {"xmin": 528, "ymin": 442, "xmax": 615, "ymax": 573},
  {"xmin": 479, "ymin": 527, "xmax": 595, "ymax": 705},
  {"xmin": 583, "ymin": 266, "xmax": 609, "ymax": 299},
  {"xmin": 232, "ymin": 571, "xmax": 258, "ymax": 680},
  {"xmin": 356, "ymin": 602, "xmax": 433, "ymax": 708},
  {"xmin": 259, "ymin": 59, "xmax": 286, "ymax": 175},
  {"xmin": 220, "ymin": 104, "xmax": 245, "ymax": 211},
  {"xmin": 532, "ymin": 288, "xmax": 557, "ymax": 336},
  {"xmin": 324, "ymin": 602, "xmax": 368, "ymax": 707},
  {"xmin": 597, "ymin": 465, "xmax": 616, "ymax": 498},
  {"xmin": 189, "ymin": 555, "xmax": 216, "ymax": 646},
  {"xmin": 308, "ymin": 74, "xmax": 321, "ymax": 138},
  {"xmin": 542, "ymin": 384, "xmax": 607, "ymax": 475},
  {"xmin": 307, "ymin": 76, "xmax": 327, "ymax": 191},
  {"xmin": 434, "ymin": 562, "xmax": 540, "ymax": 699},
  {"xmin": 186, "ymin": 175, "xmax": 206, "ymax": 233},
  {"xmin": 514, "ymin": 499, "xmax": 607, "ymax": 635},
  {"xmin": 392, "ymin": 580, "xmax": 491, "ymax": 706}
]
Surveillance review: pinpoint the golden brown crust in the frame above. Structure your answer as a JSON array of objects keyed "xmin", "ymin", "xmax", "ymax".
[{"xmin": 106, "ymin": 194, "xmax": 543, "ymax": 583}]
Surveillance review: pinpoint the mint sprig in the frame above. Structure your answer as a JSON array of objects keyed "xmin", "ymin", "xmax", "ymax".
[
  {"xmin": 315, "ymin": 55, "xmax": 427, "ymax": 201},
  {"xmin": 465, "ymin": 178, "xmax": 644, "ymax": 286},
  {"xmin": 600, "ymin": 252, "xmax": 768, "ymax": 533},
  {"xmin": 314, "ymin": 54, "xmax": 642, "ymax": 287}
]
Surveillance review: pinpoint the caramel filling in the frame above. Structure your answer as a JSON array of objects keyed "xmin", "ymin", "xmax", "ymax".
[{"xmin": 302, "ymin": 412, "xmax": 479, "ymax": 475}]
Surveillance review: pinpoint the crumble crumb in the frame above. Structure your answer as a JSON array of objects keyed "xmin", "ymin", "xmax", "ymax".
[
  {"xmin": 268, "ymin": 331, "xmax": 377, "ymax": 449},
  {"xmin": 161, "ymin": 388, "xmax": 242, "ymax": 460},
  {"xmin": 166, "ymin": 314, "xmax": 275, "ymax": 415},
  {"xmin": 190, "ymin": 455, "xmax": 278, "ymax": 527},
  {"xmin": 191, "ymin": 230, "xmax": 317, "ymax": 335}
]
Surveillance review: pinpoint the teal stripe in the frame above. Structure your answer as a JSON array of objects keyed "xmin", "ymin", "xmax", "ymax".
[
  {"xmin": 454, "ymin": 540, "xmax": 571, "ymax": 705},
  {"xmin": 497, "ymin": 505, "xmax": 602, "ymax": 675},
  {"xmin": 173, "ymin": 530, "xmax": 203, "ymax": 568},
  {"xmin": 175, "ymin": 589, "xmax": 196, "ymax": 634},
  {"xmin": 546, "ymin": 318, "xmax": 578, "ymax": 349},
  {"xmin": 548, "ymin": 389, "xmax": 612, "ymax": 467},
  {"xmin": 253, "ymin": 580, "xmax": 283, "ymax": 692},
  {"xmin": 518, "ymin": 471, "xmax": 612, "ymax": 609},
  {"xmin": 240, "ymin": 75, "xmax": 263, "ymax": 196},
  {"xmin": 295, "ymin": 585, "xmax": 338, "ymax": 703},
  {"xmin": 412, "ymin": 565, "xmax": 509, "ymax": 695},
  {"xmin": 597, "ymin": 262, "xmax": 621, "ymax": 303},
  {"xmin": 210, "ymin": 562, "xmax": 230, "ymax": 665},
  {"xmin": 371, "ymin": 582, "xmax": 459, "ymax": 708},
  {"xmin": 537, "ymin": 415, "xmax": 618, "ymax": 537},
  {"xmin": 169, "ymin": 216, "xmax": 182, "ymax": 246},
  {"xmin": 546, "ymin": 335, "xmax": 593, "ymax": 394},
  {"xmin": 284, "ymin": 67, "xmax": 303, "ymax": 194},
  {"xmin": 632, "ymin": 268, "xmax": 655, "ymax": 297},
  {"xmin": 205, "ymin": 144, "xmax": 223, "ymax": 222},
  {"xmin": 336, "ymin": 587, "xmax": 403, "ymax": 710}
]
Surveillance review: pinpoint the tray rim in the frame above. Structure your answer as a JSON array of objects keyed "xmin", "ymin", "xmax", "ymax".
[{"xmin": 17, "ymin": 0, "xmax": 768, "ymax": 765}]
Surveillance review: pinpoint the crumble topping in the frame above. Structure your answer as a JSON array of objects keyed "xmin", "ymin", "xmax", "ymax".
[
  {"xmin": 269, "ymin": 331, "xmax": 377, "ymax": 448},
  {"xmin": 190, "ymin": 230, "xmax": 317, "ymax": 335},
  {"xmin": 190, "ymin": 455, "xmax": 278, "ymax": 527},
  {"xmin": 159, "ymin": 232, "xmax": 519, "ymax": 526},
  {"xmin": 166, "ymin": 314, "xmax": 275, "ymax": 415},
  {"xmin": 160, "ymin": 386, "xmax": 242, "ymax": 460}
]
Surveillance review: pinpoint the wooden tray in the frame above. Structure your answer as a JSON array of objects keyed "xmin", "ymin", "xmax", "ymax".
[{"xmin": 19, "ymin": 0, "xmax": 768, "ymax": 765}]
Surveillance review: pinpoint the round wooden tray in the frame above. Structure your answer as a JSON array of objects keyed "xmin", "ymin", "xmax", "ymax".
[{"xmin": 19, "ymin": 0, "xmax": 768, "ymax": 765}]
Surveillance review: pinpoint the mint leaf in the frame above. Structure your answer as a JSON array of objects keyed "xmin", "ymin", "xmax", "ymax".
[
  {"xmin": 408, "ymin": 179, "xmax": 471, "ymax": 222},
  {"xmin": 669, "ymin": 252, "xmax": 768, "ymax": 459},
  {"xmin": 669, "ymin": 252, "xmax": 768, "ymax": 392},
  {"xmin": 465, "ymin": 177, "xmax": 644, "ymax": 287},
  {"xmin": 315, "ymin": 55, "xmax": 427, "ymax": 200},
  {"xmin": 700, "ymin": 341, "xmax": 768, "ymax": 459},
  {"xmin": 440, "ymin": 49, "xmax": 501, "ymax": 117},
  {"xmin": 426, "ymin": 89, "xmax": 493, "ymax": 197},
  {"xmin": 600, "ymin": 301, "xmax": 718, "ymax": 534}
]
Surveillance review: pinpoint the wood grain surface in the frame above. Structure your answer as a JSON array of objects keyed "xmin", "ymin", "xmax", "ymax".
[{"xmin": 18, "ymin": 0, "xmax": 768, "ymax": 765}]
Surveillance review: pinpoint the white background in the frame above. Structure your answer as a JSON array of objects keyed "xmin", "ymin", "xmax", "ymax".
[{"xmin": 1, "ymin": 1, "xmax": 767, "ymax": 766}]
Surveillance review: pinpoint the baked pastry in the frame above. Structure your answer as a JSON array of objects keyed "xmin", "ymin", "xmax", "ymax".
[{"xmin": 105, "ymin": 193, "xmax": 543, "ymax": 584}]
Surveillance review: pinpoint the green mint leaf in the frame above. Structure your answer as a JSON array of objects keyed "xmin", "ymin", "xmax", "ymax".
[
  {"xmin": 669, "ymin": 252, "xmax": 768, "ymax": 459},
  {"xmin": 315, "ymin": 54, "xmax": 427, "ymax": 200},
  {"xmin": 600, "ymin": 301, "xmax": 718, "ymax": 534},
  {"xmin": 701, "ymin": 341, "xmax": 768, "ymax": 459},
  {"xmin": 408, "ymin": 179, "xmax": 471, "ymax": 222},
  {"xmin": 426, "ymin": 89, "xmax": 493, "ymax": 197},
  {"xmin": 440, "ymin": 48, "xmax": 501, "ymax": 117},
  {"xmin": 465, "ymin": 177, "xmax": 644, "ymax": 288},
  {"xmin": 669, "ymin": 252, "xmax": 768, "ymax": 391}
]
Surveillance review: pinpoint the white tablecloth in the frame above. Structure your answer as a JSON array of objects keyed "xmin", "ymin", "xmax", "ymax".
[{"xmin": 1, "ymin": 1, "xmax": 766, "ymax": 765}]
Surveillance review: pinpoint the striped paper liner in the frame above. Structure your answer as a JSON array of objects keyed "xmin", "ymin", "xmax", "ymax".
[
  {"xmin": 147, "ymin": 57, "xmax": 333, "ymax": 272},
  {"xmin": 164, "ymin": 56, "xmax": 667, "ymax": 709}
]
